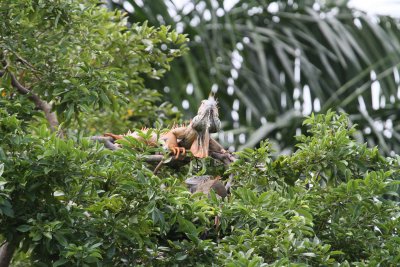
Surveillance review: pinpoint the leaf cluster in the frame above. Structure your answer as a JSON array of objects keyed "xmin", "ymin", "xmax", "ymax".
[
  {"xmin": 0, "ymin": 0, "xmax": 187, "ymax": 132},
  {"xmin": 2, "ymin": 105, "xmax": 399, "ymax": 266}
]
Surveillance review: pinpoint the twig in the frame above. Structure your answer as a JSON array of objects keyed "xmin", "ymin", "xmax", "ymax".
[
  {"xmin": 12, "ymin": 51, "xmax": 38, "ymax": 72},
  {"xmin": 153, "ymin": 160, "xmax": 164, "ymax": 174}
]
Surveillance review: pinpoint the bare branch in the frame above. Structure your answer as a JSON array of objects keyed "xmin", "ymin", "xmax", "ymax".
[
  {"xmin": 91, "ymin": 136, "xmax": 237, "ymax": 186},
  {"xmin": 90, "ymin": 136, "xmax": 120, "ymax": 150},
  {"xmin": 8, "ymin": 71, "xmax": 60, "ymax": 133},
  {"xmin": 1, "ymin": 63, "xmax": 61, "ymax": 135},
  {"xmin": 153, "ymin": 160, "xmax": 164, "ymax": 174}
]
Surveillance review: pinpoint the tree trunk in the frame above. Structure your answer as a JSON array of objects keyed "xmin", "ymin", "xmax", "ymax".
[{"xmin": 0, "ymin": 236, "xmax": 21, "ymax": 267}]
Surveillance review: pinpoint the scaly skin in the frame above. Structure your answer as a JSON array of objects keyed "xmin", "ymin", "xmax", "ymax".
[{"xmin": 104, "ymin": 96, "xmax": 227, "ymax": 158}]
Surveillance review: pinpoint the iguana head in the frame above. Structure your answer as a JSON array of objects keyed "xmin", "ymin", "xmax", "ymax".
[
  {"xmin": 191, "ymin": 96, "xmax": 221, "ymax": 133},
  {"xmin": 189, "ymin": 96, "xmax": 221, "ymax": 158}
]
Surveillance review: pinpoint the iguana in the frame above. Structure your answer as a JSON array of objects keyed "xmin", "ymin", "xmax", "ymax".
[
  {"xmin": 185, "ymin": 175, "xmax": 227, "ymax": 197},
  {"xmin": 104, "ymin": 96, "xmax": 227, "ymax": 159}
]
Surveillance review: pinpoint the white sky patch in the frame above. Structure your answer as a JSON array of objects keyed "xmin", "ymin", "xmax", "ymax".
[
  {"xmin": 260, "ymin": 116, "xmax": 267, "ymax": 125},
  {"xmin": 190, "ymin": 16, "xmax": 201, "ymax": 27},
  {"xmin": 134, "ymin": 0, "xmax": 144, "ymax": 7},
  {"xmin": 238, "ymin": 133, "xmax": 246, "ymax": 144},
  {"xmin": 248, "ymin": 6, "xmax": 263, "ymax": 16},
  {"xmin": 231, "ymin": 50, "xmax": 243, "ymax": 69},
  {"xmin": 267, "ymin": 2, "xmax": 279, "ymax": 13},
  {"xmin": 380, "ymin": 95, "xmax": 386, "ymax": 109},
  {"xmin": 211, "ymin": 84, "xmax": 218, "ymax": 93},
  {"xmin": 313, "ymin": 98, "xmax": 321, "ymax": 112},
  {"xmin": 203, "ymin": 9, "xmax": 212, "ymax": 21},
  {"xmin": 224, "ymin": 0, "xmax": 239, "ymax": 11},
  {"xmin": 227, "ymin": 86, "xmax": 234, "ymax": 95},
  {"xmin": 358, "ymin": 96, "xmax": 366, "ymax": 111},
  {"xmin": 293, "ymin": 87, "xmax": 301, "ymax": 99},
  {"xmin": 348, "ymin": 0, "xmax": 400, "ymax": 17},
  {"xmin": 171, "ymin": 0, "xmax": 400, "ymax": 18},
  {"xmin": 182, "ymin": 99, "xmax": 190, "ymax": 109},
  {"xmin": 233, "ymin": 99, "xmax": 240, "ymax": 110},
  {"xmin": 227, "ymin": 132, "xmax": 234, "ymax": 143},
  {"xmin": 371, "ymin": 80, "xmax": 381, "ymax": 110},
  {"xmin": 182, "ymin": 2, "xmax": 194, "ymax": 15},
  {"xmin": 216, "ymin": 8, "xmax": 225, "ymax": 17},
  {"xmin": 294, "ymin": 100, "xmax": 301, "ymax": 111},
  {"xmin": 281, "ymin": 92, "xmax": 287, "ymax": 108},
  {"xmin": 302, "ymin": 85, "xmax": 312, "ymax": 116},
  {"xmin": 196, "ymin": 1, "xmax": 206, "ymax": 13},
  {"xmin": 394, "ymin": 67, "xmax": 400, "ymax": 83},
  {"xmin": 123, "ymin": 1, "xmax": 134, "ymax": 13},
  {"xmin": 374, "ymin": 120, "xmax": 384, "ymax": 131},
  {"xmin": 397, "ymin": 86, "xmax": 400, "ymax": 99},
  {"xmin": 231, "ymin": 69, "xmax": 239, "ymax": 79},
  {"xmin": 353, "ymin": 18, "xmax": 362, "ymax": 29},
  {"xmin": 294, "ymin": 56, "xmax": 301, "ymax": 83},
  {"xmin": 231, "ymin": 110, "xmax": 239, "ymax": 121},
  {"xmin": 186, "ymin": 83, "xmax": 194, "ymax": 95},
  {"xmin": 176, "ymin": 22, "xmax": 184, "ymax": 33}
]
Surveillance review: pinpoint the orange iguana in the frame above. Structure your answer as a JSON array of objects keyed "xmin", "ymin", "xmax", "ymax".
[{"xmin": 104, "ymin": 97, "xmax": 227, "ymax": 159}]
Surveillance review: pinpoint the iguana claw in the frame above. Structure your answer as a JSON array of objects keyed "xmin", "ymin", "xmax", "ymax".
[{"xmin": 171, "ymin": 147, "xmax": 186, "ymax": 159}]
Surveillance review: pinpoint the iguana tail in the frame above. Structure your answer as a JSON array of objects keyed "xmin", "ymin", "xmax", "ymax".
[{"xmin": 104, "ymin": 133, "xmax": 124, "ymax": 140}]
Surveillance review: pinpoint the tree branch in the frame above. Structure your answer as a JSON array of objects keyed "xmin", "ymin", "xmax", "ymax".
[
  {"xmin": 90, "ymin": 136, "xmax": 120, "ymax": 150},
  {"xmin": 0, "ymin": 235, "xmax": 22, "ymax": 267},
  {"xmin": 9, "ymin": 72, "xmax": 60, "ymax": 132},
  {"xmin": 92, "ymin": 135, "xmax": 237, "ymax": 190},
  {"xmin": 1, "ymin": 68, "xmax": 60, "ymax": 134}
]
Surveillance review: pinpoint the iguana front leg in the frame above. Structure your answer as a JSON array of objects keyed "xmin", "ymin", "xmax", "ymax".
[
  {"xmin": 209, "ymin": 138, "xmax": 227, "ymax": 154},
  {"xmin": 161, "ymin": 127, "xmax": 187, "ymax": 159}
]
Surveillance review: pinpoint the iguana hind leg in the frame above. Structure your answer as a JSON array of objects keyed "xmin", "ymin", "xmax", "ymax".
[{"xmin": 162, "ymin": 130, "xmax": 187, "ymax": 159}]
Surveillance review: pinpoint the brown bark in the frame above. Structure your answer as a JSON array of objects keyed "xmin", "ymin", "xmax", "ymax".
[
  {"xmin": 8, "ymin": 72, "xmax": 60, "ymax": 132},
  {"xmin": 0, "ymin": 68, "xmax": 61, "ymax": 135},
  {"xmin": 0, "ymin": 236, "xmax": 21, "ymax": 267}
]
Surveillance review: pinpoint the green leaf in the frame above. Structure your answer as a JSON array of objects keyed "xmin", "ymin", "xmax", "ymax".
[
  {"xmin": 53, "ymin": 258, "xmax": 69, "ymax": 267},
  {"xmin": 16, "ymin": 225, "xmax": 31, "ymax": 233}
]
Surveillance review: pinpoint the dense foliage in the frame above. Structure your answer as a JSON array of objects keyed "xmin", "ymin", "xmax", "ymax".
[
  {"xmin": 1, "ymin": 0, "xmax": 400, "ymax": 266},
  {"xmin": 0, "ymin": 0, "xmax": 187, "ymax": 133},
  {"xmin": 2, "ymin": 102, "xmax": 400, "ymax": 265}
]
